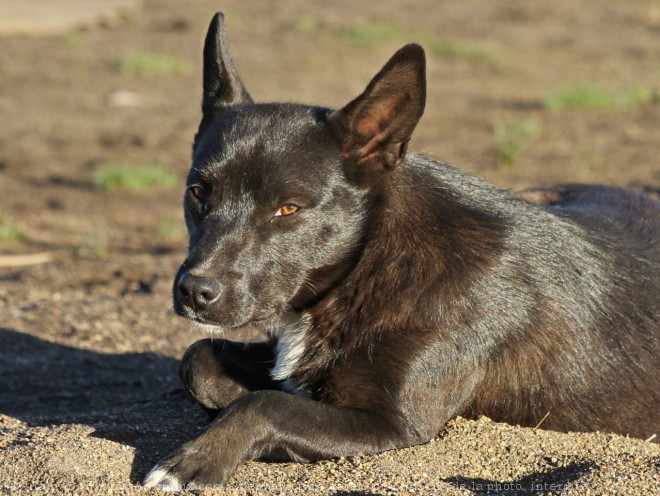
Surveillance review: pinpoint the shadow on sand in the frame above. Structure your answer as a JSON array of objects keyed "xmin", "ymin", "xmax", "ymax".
[
  {"xmin": 0, "ymin": 327, "xmax": 207, "ymax": 483},
  {"xmin": 1, "ymin": 327, "xmax": 597, "ymax": 492}
]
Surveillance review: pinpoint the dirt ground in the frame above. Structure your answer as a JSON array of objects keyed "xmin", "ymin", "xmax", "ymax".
[{"xmin": 0, "ymin": 0, "xmax": 658, "ymax": 494}]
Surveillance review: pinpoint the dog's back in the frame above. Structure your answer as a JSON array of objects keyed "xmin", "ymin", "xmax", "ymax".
[
  {"xmin": 297, "ymin": 153, "xmax": 659, "ymax": 440},
  {"xmin": 456, "ymin": 179, "xmax": 660, "ymax": 438}
]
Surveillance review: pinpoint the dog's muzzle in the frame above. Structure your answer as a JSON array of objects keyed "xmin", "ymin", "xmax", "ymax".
[{"xmin": 176, "ymin": 272, "xmax": 222, "ymax": 313}]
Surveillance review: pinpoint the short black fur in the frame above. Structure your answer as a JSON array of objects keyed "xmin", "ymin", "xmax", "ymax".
[{"xmin": 144, "ymin": 13, "xmax": 659, "ymax": 490}]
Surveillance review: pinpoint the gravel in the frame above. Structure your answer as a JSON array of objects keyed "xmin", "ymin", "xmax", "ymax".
[
  {"xmin": 1, "ymin": 258, "xmax": 658, "ymax": 495},
  {"xmin": 1, "ymin": 411, "xmax": 658, "ymax": 495},
  {"xmin": 1, "ymin": 0, "xmax": 658, "ymax": 493}
]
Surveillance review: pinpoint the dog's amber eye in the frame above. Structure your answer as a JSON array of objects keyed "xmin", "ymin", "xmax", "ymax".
[
  {"xmin": 188, "ymin": 185, "xmax": 208, "ymax": 202},
  {"xmin": 275, "ymin": 204, "xmax": 300, "ymax": 217}
]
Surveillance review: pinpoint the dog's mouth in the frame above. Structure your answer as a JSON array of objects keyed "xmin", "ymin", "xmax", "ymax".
[{"xmin": 183, "ymin": 310, "xmax": 280, "ymax": 335}]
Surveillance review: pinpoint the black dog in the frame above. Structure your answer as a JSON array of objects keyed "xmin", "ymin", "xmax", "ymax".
[{"xmin": 145, "ymin": 13, "xmax": 659, "ymax": 490}]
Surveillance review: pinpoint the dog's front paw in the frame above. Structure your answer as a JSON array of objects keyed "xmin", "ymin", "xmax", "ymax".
[
  {"xmin": 143, "ymin": 462, "xmax": 185, "ymax": 492},
  {"xmin": 143, "ymin": 442, "xmax": 234, "ymax": 492}
]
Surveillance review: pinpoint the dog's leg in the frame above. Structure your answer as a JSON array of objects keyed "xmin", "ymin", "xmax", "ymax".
[
  {"xmin": 179, "ymin": 339, "xmax": 278, "ymax": 413},
  {"xmin": 144, "ymin": 390, "xmax": 423, "ymax": 490}
]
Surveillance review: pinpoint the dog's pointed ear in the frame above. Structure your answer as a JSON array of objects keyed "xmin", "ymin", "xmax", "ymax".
[
  {"xmin": 202, "ymin": 13, "xmax": 253, "ymax": 116},
  {"xmin": 329, "ymin": 44, "xmax": 426, "ymax": 173}
]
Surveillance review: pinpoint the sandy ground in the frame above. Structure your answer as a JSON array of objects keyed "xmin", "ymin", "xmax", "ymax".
[{"xmin": 0, "ymin": 0, "xmax": 659, "ymax": 494}]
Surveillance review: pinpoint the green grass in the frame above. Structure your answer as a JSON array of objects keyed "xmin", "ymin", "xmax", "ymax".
[
  {"xmin": 294, "ymin": 17, "xmax": 319, "ymax": 34},
  {"xmin": 493, "ymin": 118, "xmax": 540, "ymax": 166},
  {"xmin": 119, "ymin": 53, "xmax": 187, "ymax": 76},
  {"xmin": 157, "ymin": 217, "xmax": 187, "ymax": 243},
  {"xmin": 116, "ymin": 6, "xmax": 137, "ymax": 25},
  {"xmin": 84, "ymin": 224, "xmax": 108, "ymax": 260},
  {"xmin": 545, "ymin": 84, "xmax": 652, "ymax": 111},
  {"xmin": 293, "ymin": 18, "xmax": 412, "ymax": 47},
  {"xmin": 92, "ymin": 162, "xmax": 177, "ymax": 192},
  {"xmin": 64, "ymin": 32, "xmax": 83, "ymax": 49},
  {"xmin": 428, "ymin": 40, "xmax": 500, "ymax": 64},
  {"xmin": 0, "ymin": 211, "xmax": 22, "ymax": 241},
  {"xmin": 333, "ymin": 22, "xmax": 412, "ymax": 47},
  {"xmin": 71, "ymin": 221, "xmax": 109, "ymax": 260},
  {"xmin": 294, "ymin": 19, "xmax": 502, "ymax": 64}
]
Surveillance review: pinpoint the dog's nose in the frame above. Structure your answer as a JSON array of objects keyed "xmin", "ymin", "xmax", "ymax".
[{"xmin": 177, "ymin": 273, "xmax": 221, "ymax": 311}]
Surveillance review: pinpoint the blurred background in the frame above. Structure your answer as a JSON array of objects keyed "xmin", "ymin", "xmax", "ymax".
[
  {"xmin": 0, "ymin": 2, "xmax": 658, "ymax": 490},
  {"xmin": 0, "ymin": 0, "xmax": 658, "ymax": 359},
  {"xmin": 1, "ymin": 0, "xmax": 659, "ymax": 266}
]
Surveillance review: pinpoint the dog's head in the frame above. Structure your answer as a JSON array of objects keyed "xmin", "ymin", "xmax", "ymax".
[{"xmin": 173, "ymin": 13, "xmax": 426, "ymax": 331}]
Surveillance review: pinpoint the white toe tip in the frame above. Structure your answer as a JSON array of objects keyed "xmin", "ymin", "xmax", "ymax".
[{"xmin": 143, "ymin": 466, "xmax": 181, "ymax": 492}]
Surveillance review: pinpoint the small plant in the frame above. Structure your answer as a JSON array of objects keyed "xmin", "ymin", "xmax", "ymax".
[
  {"xmin": 116, "ymin": 6, "xmax": 137, "ymax": 25},
  {"xmin": 0, "ymin": 210, "xmax": 23, "ymax": 242},
  {"xmin": 332, "ymin": 22, "xmax": 411, "ymax": 48},
  {"xmin": 428, "ymin": 40, "xmax": 500, "ymax": 64},
  {"xmin": 545, "ymin": 84, "xmax": 652, "ymax": 112},
  {"xmin": 294, "ymin": 17, "xmax": 318, "ymax": 34},
  {"xmin": 493, "ymin": 118, "xmax": 540, "ymax": 167},
  {"xmin": 157, "ymin": 217, "xmax": 187, "ymax": 243},
  {"xmin": 84, "ymin": 223, "xmax": 108, "ymax": 260},
  {"xmin": 296, "ymin": 20, "xmax": 502, "ymax": 66},
  {"xmin": 63, "ymin": 32, "xmax": 83, "ymax": 49},
  {"xmin": 92, "ymin": 162, "xmax": 177, "ymax": 192},
  {"xmin": 73, "ymin": 221, "xmax": 108, "ymax": 260},
  {"xmin": 119, "ymin": 53, "xmax": 187, "ymax": 76}
]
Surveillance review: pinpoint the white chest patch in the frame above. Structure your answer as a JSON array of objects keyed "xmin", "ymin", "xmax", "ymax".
[{"xmin": 267, "ymin": 312, "xmax": 311, "ymax": 382}]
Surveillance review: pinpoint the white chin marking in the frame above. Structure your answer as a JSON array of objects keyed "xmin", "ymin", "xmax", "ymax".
[
  {"xmin": 190, "ymin": 320, "xmax": 226, "ymax": 335},
  {"xmin": 143, "ymin": 466, "xmax": 182, "ymax": 491},
  {"xmin": 268, "ymin": 312, "xmax": 311, "ymax": 381}
]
